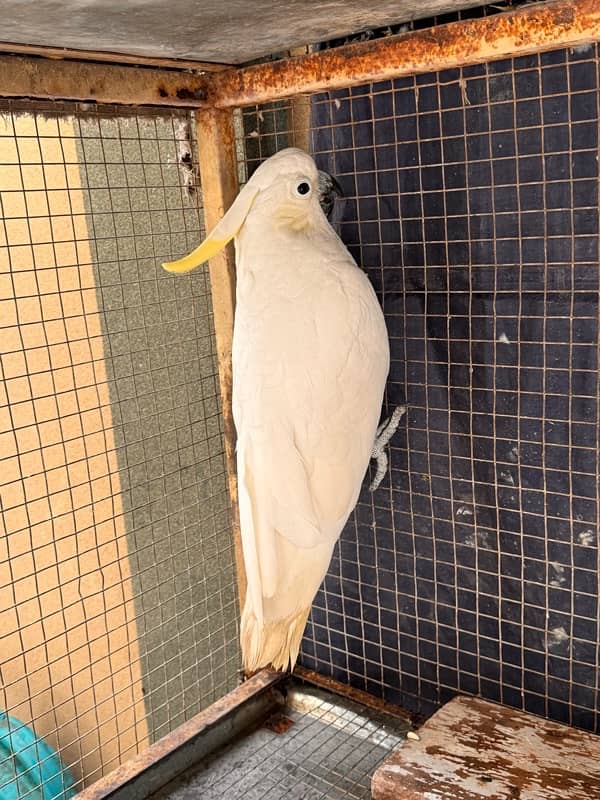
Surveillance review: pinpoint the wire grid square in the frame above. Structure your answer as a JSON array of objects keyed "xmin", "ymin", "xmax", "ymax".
[
  {"xmin": 239, "ymin": 43, "xmax": 600, "ymax": 733},
  {"xmin": 0, "ymin": 101, "xmax": 240, "ymax": 797},
  {"xmin": 151, "ymin": 683, "xmax": 407, "ymax": 800}
]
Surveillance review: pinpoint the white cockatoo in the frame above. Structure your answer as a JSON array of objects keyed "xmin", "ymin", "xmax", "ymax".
[{"xmin": 163, "ymin": 148, "xmax": 390, "ymax": 672}]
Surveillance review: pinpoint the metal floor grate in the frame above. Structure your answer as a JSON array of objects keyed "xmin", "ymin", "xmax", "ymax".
[{"xmin": 151, "ymin": 684, "xmax": 408, "ymax": 799}]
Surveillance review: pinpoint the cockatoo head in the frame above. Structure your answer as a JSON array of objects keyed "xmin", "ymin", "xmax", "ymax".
[{"xmin": 162, "ymin": 148, "xmax": 342, "ymax": 273}]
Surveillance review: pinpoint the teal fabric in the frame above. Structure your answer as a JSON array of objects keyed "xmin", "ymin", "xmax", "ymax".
[{"xmin": 0, "ymin": 713, "xmax": 76, "ymax": 800}]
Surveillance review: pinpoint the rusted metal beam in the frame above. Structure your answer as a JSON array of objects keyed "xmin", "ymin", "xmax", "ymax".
[
  {"xmin": 294, "ymin": 666, "xmax": 415, "ymax": 725},
  {"xmin": 195, "ymin": 107, "xmax": 247, "ymax": 612},
  {"xmin": 76, "ymin": 669, "xmax": 283, "ymax": 800},
  {"xmin": 0, "ymin": 54, "xmax": 209, "ymax": 106},
  {"xmin": 207, "ymin": 0, "xmax": 600, "ymax": 108},
  {"xmin": 0, "ymin": 40, "xmax": 230, "ymax": 71},
  {"xmin": 2, "ymin": 1, "xmax": 598, "ymax": 108}
]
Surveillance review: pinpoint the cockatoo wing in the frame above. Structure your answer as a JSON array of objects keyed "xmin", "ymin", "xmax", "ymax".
[{"xmin": 233, "ymin": 231, "xmax": 388, "ymax": 626}]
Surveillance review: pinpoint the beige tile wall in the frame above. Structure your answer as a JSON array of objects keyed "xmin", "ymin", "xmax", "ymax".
[{"xmin": 0, "ymin": 112, "xmax": 149, "ymax": 788}]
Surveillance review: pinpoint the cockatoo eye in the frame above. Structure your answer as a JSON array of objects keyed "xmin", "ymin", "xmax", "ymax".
[{"xmin": 294, "ymin": 181, "xmax": 311, "ymax": 197}]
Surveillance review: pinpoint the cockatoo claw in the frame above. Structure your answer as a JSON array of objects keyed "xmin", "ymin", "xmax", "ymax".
[{"xmin": 369, "ymin": 405, "xmax": 406, "ymax": 492}]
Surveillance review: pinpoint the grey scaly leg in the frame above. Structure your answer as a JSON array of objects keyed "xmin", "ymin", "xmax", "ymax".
[{"xmin": 369, "ymin": 405, "xmax": 406, "ymax": 492}]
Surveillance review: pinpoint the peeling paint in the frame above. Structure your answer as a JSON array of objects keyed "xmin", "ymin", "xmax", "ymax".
[
  {"xmin": 498, "ymin": 469, "xmax": 515, "ymax": 487},
  {"xmin": 373, "ymin": 696, "xmax": 600, "ymax": 800},
  {"xmin": 507, "ymin": 445, "xmax": 519, "ymax": 463},
  {"xmin": 549, "ymin": 562, "xmax": 567, "ymax": 588}
]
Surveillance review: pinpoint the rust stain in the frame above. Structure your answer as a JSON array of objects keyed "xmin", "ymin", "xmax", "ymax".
[
  {"xmin": 294, "ymin": 666, "xmax": 415, "ymax": 724},
  {"xmin": 372, "ymin": 696, "xmax": 600, "ymax": 800},
  {"xmin": 1, "ymin": 1, "xmax": 597, "ymax": 110},
  {"xmin": 207, "ymin": 0, "xmax": 600, "ymax": 108},
  {"xmin": 194, "ymin": 107, "xmax": 247, "ymax": 611},
  {"xmin": 176, "ymin": 85, "xmax": 207, "ymax": 101},
  {"xmin": 264, "ymin": 713, "xmax": 295, "ymax": 734},
  {"xmin": 0, "ymin": 54, "xmax": 211, "ymax": 107},
  {"xmin": 553, "ymin": 5, "xmax": 577, "ymax": 25}
]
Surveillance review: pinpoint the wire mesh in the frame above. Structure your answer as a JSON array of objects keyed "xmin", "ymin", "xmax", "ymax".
[
  {"xmin": 239, "ymin": 42, "xmax": 600, "ymax": 733},
  {"xmin": 151, "ymin": 683, "xmax": 407, "ymax": 800},
  {"xmin": 0, "ymin": 100, "xmax": 240, "ymax": 797}
]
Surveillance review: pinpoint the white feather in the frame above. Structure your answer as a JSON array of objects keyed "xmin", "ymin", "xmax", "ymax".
[{"xmin": 230, "ymin": 149, "xmax": 389, "ymax": 671}]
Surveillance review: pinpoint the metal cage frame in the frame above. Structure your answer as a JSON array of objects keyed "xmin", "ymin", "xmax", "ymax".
[{"xmin": 1, "ymin": 0, "xmax": 600, "ymax": 796}]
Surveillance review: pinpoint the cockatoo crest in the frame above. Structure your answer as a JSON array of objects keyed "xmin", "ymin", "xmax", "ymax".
[{"xmin": 163, "ymin": 149, "xmax": 337, "ymax": 272}]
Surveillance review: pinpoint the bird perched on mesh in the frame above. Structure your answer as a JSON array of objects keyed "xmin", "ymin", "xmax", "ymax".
[{"xmin": 163, "ymin": 148, "xmax": 390, "ymax": 672}]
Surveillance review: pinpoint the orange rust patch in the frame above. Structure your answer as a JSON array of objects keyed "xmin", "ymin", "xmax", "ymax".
[
  {"xmin": 207, "ymin": 0, "xmax": 600, "ymax": 108},
  {"xmin": 264, "ymin": 713, "xmax": 295, "ymax": 734}
]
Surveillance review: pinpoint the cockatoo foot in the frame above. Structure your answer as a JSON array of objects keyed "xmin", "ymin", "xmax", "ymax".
[{"xmin": 369, "ymin": 405, "xmax": 406, "ymax": 492}]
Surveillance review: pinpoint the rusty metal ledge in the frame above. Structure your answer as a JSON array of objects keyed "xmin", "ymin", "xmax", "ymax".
[
  {"xmin": 1, "ymin": 0, "xmax": 599, "ymax": 108},
  {"xmin": 207, "ymin": 0, "xmax": 600, "ymax": 107},
  {"xmin": 1, "ymin": 1, "xmax": 598, "ymax": 108},
  {"xmin": 0, "ymin": 54, "xmax": 210, "ymax": 107},
  {"xmin": 76, "ymin": 669, "xmax": 284, "ymax": 800},
  {"xmin": 294, "ymin": 666, "xmax": 416, "ymax": 726}
]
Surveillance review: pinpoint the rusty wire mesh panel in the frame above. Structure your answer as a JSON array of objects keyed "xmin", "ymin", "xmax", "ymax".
[
  {"xmin": 0, "ymin": 100, "xmax": 240, "ymax": 797},
  {"xmin": 239, "ymin": 42, "xmax": 600, "ymax": 733}
]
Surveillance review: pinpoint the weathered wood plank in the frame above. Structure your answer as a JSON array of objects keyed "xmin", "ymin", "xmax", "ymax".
[{"xmin": 372, "ymin": 695, "xmax": 600, "ymax": 799}]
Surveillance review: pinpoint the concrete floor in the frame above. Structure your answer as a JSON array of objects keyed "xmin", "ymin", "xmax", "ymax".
[{"xmin": 152, "ymin": 684, "xmax": 409, "ymax": 799}]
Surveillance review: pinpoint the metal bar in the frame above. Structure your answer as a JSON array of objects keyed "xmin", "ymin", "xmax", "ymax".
[
  {"xmin": 75, "ymin": 670, "xmax": 284, "ymax": 800},
  {"xmin": 195, "ymin": 107, "xmax": 247, "ymax": 611},
  {"xmin": 0, "ymin": 40, "xmax": 230, "ymax": 71},
  {"xmin": 290, "ymin": 93, "xmax": 312, "ymax": 151},
  {"xmin": 288, "ymin": 46, "xmax": 312, "ymax": 152},
  {"xmin": 0, "ymin": 54, "xmax": 209, "ymax": 106},
  {"xmin": 2, "ymin": 1, "xmax": 598, "ymax": 109},
  {"xmin": 294, "ymin": 667, "xmax": 416, "ymax": 725},
  {"xmin": 207, "ymin": 0, "xmax": 600, "ymax": 108}
]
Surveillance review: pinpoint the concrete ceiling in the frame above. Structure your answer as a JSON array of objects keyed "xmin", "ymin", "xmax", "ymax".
[{"xmin": 3, "ymin": 0, "xmax": 495, "ymax": 66}]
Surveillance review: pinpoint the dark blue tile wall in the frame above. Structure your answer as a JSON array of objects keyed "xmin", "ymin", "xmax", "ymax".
[{"xmin": 298, "ymin": 45, "xmax": 600, "ymax": 732}]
